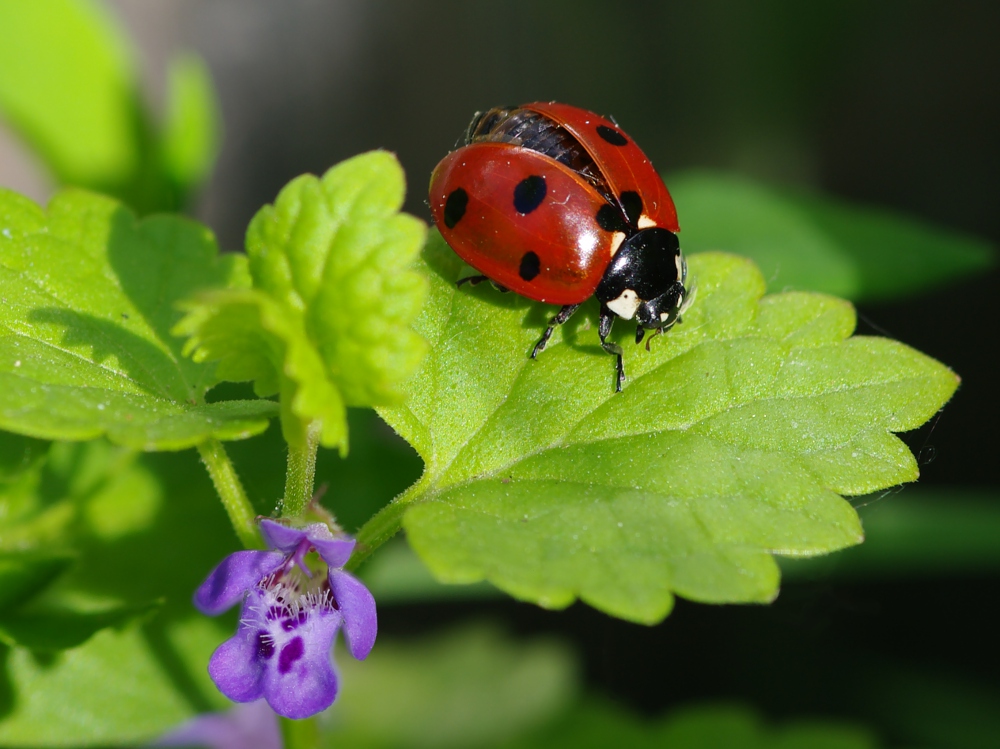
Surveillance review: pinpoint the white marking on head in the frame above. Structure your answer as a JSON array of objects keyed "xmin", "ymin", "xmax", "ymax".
[
  {"xmin": 637, "ymin": 215, "xmax": 656, "ymax": 229},
  {"xmin": 675, "ymin": 252, "xmax": 686, "ymax": 282},
  {"xmin": 606, "ymin": 289, "xmax": 641, "ymax": 320},
  {"xmin": 609, "ymin": 231, "xmax": 626, "ymax": 257}
]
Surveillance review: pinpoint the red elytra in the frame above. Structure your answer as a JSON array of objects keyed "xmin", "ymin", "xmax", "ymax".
[
  {"xmin": 428, "ymin": 102, "xmax": 689, "ymax": 392},
  {"xmin": 429, "ymin": 102, "xmax": 679, "ymax": 305}
]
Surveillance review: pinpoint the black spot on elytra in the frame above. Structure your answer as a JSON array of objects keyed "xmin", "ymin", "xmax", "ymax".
[
  {"xmin": 513, "ymin": 175, "xmax": 546, "ymax": 214},
  {"xmin": 443, "ymin": 188, "xmax": 468, "ymax": 228},
  {"xmin": 519, "ymin": 251, "xmax": 541, "ymax": 281},
  {"xmin": 597, "ymin": 124, "xmax": 628, "ymax": 146},
  {"xmin": 619, "ymin": 191, "xmax": 643, "ymax": 226},
  {"xmin": 596, "ymin": 204, "xmax": 628, "ymax": 234}
]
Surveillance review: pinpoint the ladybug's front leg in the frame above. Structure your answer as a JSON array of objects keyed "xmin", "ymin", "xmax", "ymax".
[
  {"xmin": 531, "ymin": 304, "xmax": 580, "ymax": 359},
  {"xmin": 599, "ymin": 306, "xmax": 626, "ymax": 392}
]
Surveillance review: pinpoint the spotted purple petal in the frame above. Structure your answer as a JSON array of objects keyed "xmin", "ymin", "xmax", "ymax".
[
  {"xmin": 194, "ymin": 551, "xmax": 284, "ymax": 616},
  {"xmin": 149, "ymin": 700, "xmax": 280, "ymax": 749},
  {"xmin": 329, "ymin": 569, "xmax": 377, "ymax": 660},
  {"xmin": 208, "ymin": 588, "xmax": 342, "ymax": 719}
]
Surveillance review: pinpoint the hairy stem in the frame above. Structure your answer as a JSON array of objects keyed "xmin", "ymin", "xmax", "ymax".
[
  {"xmin": 197, "ymin": 438, "xmax": 260, "ymax": 549},
  {"xmin": 282, "ymin": 420, "xmax": 322, "ymax": 518},
  {"xmin": 345, "ymin": 476, "xmax": 428, "ymax": 572}
]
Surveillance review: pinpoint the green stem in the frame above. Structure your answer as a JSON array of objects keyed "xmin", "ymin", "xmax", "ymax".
[
  {"xmin": 345, "ymin": 477, "xmax": 428, "ymax": 572},
  {"xmin": 279, "ymin": 715, "xmax": 319, "ymax": 749},
  {"xmin": 282, "ymin": 421, "xmax": 322, "ymax": 518},
  {"xmin": 197, "ymin": 439, "xmax": 260, "ymax": 549}
]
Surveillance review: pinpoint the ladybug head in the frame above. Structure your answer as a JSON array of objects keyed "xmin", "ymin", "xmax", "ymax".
[{"xmin": 596, "ymin": 228, "xmax": 688, "ymax": 330}]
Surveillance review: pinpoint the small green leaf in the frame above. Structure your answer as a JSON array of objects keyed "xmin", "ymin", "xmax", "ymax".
[
  {"xmin": 0, "ymin": 600, "xmax": 159, "ymax": 651},
  {"xmin": 161, "ymin": 53, "xmax": 220, "ymax": 200},
  {"xmin": 177, "ymin": 151, "xmax": 427, "ymax": 452},
  {"xmin": 375, "ymin": 236, "xmax": 959, "ymax": 624},
  {"xmin": 0, "ymin": 551, "xmax": 75, "ymax": 610},
  {"xmin": 0, "ymin": 188, "xmax": 277, "ymax": 449},
  {"xmin": 0, "ymin": 0, "xmax": 139, "ymax": 190},
  {"xmin": 671, "ymin": 170, "xmax": 994, "ymax": 301}
]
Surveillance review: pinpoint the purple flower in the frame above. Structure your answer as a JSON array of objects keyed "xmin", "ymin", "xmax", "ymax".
[{"xmin": 194, "ymin": 519, "xmax": 377, "ymax": 719}]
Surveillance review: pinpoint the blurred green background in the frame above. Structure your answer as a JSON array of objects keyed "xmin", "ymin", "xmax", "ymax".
[{"xmin": 1, "ymin": 1, "xmax": 998, "ymax": 747}]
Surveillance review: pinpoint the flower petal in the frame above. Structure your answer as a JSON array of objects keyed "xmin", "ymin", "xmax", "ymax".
[
  {"xmin": 258, "ymin": 519, "xmax": 307, "ymax": 553},
  {"xmin": 260, "ymin": 608, "xmax": 341, "ymax": 719},
  {"xmin": 194, "ymin": 551, "xmax": 284, "ymax": 615},
  {"xmin": 208, "ymin": 628, "xmax": 267, "ymax": 704},
  {"xmin": 149, "ymin": 700, "xmax": 281, "ymax": 749},
  {"xmin": 310, "ymin": 535, "xmax": 355, "ymax": 568},
  {"xmin": 329, "ymin": 569, "xmax": 377, "ymax": 660}
]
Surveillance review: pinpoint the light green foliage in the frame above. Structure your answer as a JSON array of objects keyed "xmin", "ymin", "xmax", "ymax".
[
  {"xmin": 0, "ymin": 442, "xmax": 240, "ymax": 743},
  {"xmin": 326, "ymin": 626, "xmax": 578, "ymax": 749},
  {"xmin": 0, "ymin": 188, "xmax": 276, "ymax": 449},
  {"xmin": 0, "ymin": 0, "xmax": 220, "ymax": 212},
  {"xmin": 377, "ymin": 237, "xmax": 959, "ymax": 624},
  {"xmin": 0, "ymin": 621, "xmax": 228, "ymax": 744},
  {"xmin": 162, "ymin": 54, "xmax": 220, "ymax": 196},
  {"xmin": 502, "ymin": 701, "xmax": 878, "ymax": 749},
  {"xmin": 177, "ymin": 151, "xmax": 427, "ymax": 453},
  {"xmin": 0, "ymin": 438, "xmax": 166, "ymax": 655},
  {"xmin": 0, "ymin": 0, "xmax": 136, "ymax": 188},
  {"xmin": 671, "ymin": 170, "xmax": 994, "ymax": 301}
]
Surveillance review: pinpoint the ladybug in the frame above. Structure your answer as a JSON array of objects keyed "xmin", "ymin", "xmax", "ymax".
[{"xmin": 429, "ymin": 102, "xmax": 690, "ymax": 391}]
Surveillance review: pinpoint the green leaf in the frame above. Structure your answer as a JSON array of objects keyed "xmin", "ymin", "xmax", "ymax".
[
  {"xmin": 325, "ymin": 625, "xmax": 578, "ymax": 749},
  {"xmin": 375, "ymin": 236, "xmax": 959, "ymax": 624},
  {"xmin": 671, "ymin": 170, "xmax": 994, "ymax": 301},
  {"xmin": 502, "ymin": 700, "xmax": 879, "ymax": 749},
  {"xmin": 0, "ymin": 551, "xmax": 75, "ymax": 610},
  {"xmin": 0, "ymin": 443, "xmax": 245, "ymax": 743},
  {"xmin": 161, "ymin": 53, "xmax": 220, "ymax": 200},
  {"xmin": 0, "ymin": 600, "xmax": 159, "ymax": 651},
  {"xmin": 0, "ymin": 0, "xmax": 140, "ymax": 191},
  {"xmin": 177, "ymin": 151, "xmax": 427, "ymax": 452},
  {"xmin": 0, "ymin": 188, "xmax": 277, "ymax": 449},
  {"xmin": 0, "ymin": 620, "xmax": 229, "ymax": 745}
]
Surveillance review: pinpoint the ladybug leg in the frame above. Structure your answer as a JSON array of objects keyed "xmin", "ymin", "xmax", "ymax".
[
  {"xmin": 599, "ymin": 306, "xmax": 626, "ymax": 392},
  {"xmin": 457, "ymin": 276, "xmax": 510, "ymax": 293},
  {"xmin": 531, "ymin": 304, "xmax": 580, "ymax": 359},
  {"xmin": 635, "ymin": 327, "xmax": 646, "ymax": 345}
]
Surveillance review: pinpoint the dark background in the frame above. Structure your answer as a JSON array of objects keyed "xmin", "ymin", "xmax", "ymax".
[{"xmin": 3, "ymin": 1, "xmax": 998, "ymax": 745}]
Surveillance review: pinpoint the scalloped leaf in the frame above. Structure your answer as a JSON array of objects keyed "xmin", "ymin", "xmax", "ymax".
[
  {"xmin": 671, "ymin": 170, "xmax": 994, "ymax": 301},
  {"xmin": 176, "ymin": 151, "xmax": 427, "ymax": 452},
  {"xmin": 0, "ymin": 188, "xmax": 277, "ymax": 449},
  {"xmin": 375, "ymin": 235, "xmax": 959, "ymax": 624}
]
